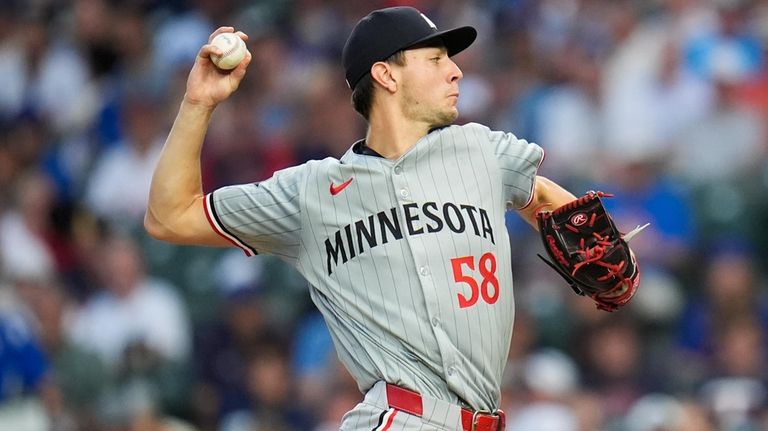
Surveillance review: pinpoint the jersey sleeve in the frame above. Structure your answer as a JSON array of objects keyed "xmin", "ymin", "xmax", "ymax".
[
  {"xmin": 204, "ymin": 164, "xmax": 306, "ymax": 260},
  {"xmin": 474, "ymin": 123, "xmax": 544, "ymax": 209}
]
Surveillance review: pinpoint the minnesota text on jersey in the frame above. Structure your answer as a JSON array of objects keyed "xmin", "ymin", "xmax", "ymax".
[{"xmin": 325, "ymin": 201, "xmax": 496, "ymax": 275}]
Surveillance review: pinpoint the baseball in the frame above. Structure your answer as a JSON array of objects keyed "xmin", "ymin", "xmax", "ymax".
[{"xmin": 210, "ymin": 33, "xmax": 247, "ymax": 70}]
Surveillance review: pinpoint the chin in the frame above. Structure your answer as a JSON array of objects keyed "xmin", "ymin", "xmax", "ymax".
[{"xmin": 425, "ymin": 108, "xmax": 459, "ymax": 128}]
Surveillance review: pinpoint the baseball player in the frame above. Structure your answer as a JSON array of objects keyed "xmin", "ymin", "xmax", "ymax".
[{"xmin": 146, "ymin": 7, "xmax": 580, "ymax": 431}]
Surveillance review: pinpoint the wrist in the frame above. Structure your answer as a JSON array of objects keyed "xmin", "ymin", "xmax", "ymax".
[
  {"xmin": 173, "ymin": 97, "xmax": 216, "ymax": 132},
  {"xmin": 181, "ymin": 94, "xmax": 219, "ymax": 111}
]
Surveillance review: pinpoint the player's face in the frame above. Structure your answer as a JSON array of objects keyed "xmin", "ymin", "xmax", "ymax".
[{"xmin": 396, "ymin": 46, "xmax": 464, "ymax": 128}]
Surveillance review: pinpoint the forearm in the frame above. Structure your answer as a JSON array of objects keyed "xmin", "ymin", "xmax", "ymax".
[
  {"xmin": 144, "ymin": 27, "xmax": 251, "ymax": 246},
  {"xmin": 145, "ymin": 99, "xmax": 214, "ymax": 239},
  {"xmin": 518, "ymin": 176, "xmax": 577, "ymax": 229}
]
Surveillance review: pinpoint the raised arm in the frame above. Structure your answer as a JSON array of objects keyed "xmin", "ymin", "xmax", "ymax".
[
  {"xmin": 144, "ymin": 27, "xmax": 251, "ymax": 246},
  {"xmin": 517, "ymin": 176, "xmax": 577, "ymax": 229}
]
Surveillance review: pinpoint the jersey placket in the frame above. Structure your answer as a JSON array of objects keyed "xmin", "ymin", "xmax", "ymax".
[{"xmin": 390, "ymin": 153, "xmax": 461, "ymax": 393}]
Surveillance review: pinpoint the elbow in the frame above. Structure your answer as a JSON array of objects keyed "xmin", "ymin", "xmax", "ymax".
[
  {"xmin": 144, "ymin": 209, "xmax": 172, "ymax": 242},
  {"xmin": 521, "ymin": 176, "xmax": 552, "ymax": 211},
  {"xmin": 532, "ymin": 176, "xmax": 555, "ymax": 200},
  {"xmin": 533, "ymin": 175, "xmax": 577, "ymax": 208},
  {"xmin": 144, "ymin": 196, "xmax": 211, "ymax": 245}
]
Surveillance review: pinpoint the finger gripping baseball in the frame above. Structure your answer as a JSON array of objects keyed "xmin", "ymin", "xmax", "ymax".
[
  {"xmin": 210, "ymin": 33, "xmax": 246, "ymax": 70},
  {"xmin": 536, "ymin": 191, "xmax": 640, "ymax": 312}
]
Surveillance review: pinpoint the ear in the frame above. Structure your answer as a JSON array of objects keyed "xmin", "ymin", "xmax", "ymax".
[{"xmin": 370, "ymin": 61, "xmax": 398, "ymax": 93}]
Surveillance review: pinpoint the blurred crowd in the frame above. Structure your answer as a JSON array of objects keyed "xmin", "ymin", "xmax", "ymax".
[{"xmin": 1, "ymin": 0, "xmax": 768, "ymax": 430}]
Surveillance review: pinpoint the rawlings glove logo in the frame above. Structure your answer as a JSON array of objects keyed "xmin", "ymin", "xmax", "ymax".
[{"xmin": 570, "ymin": 213, "xmax": 588, "ymax": 226}]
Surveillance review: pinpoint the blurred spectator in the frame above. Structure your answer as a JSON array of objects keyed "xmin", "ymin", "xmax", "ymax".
[
  {"xmin": 64, "ymin": 232, "xmax": 193, "ymax": 425},
  {"xmin": 625, "ymin": 266, "xmax": 686, "ymax": 327},
  {"xmin": 0, "ymin": 114, "xmax": 51, "ymax": 190},
  {"xmin": 0, "ymin": 171, "xmax": 59, "ymax": 283},
  {"xmin": 600, "ymin": 1, "xmax": 680, "ymax": 163},
  {"xmin": 0, "ymin": 9, "xmax": 95, "ymax": 135},
  {"xmin": 291, "ymin": 311, "xmax": 336, "ymax": 414},
  {"xmin": 67, "ymin": 232, "xmax": 190, "ymax": 367},
  {"xmin": 684, "ymin": 0, "xmax": 763, "ymax": 83},
  {"xmin": 506, "ymin": 349, "xmax": 580, "ymax": 431},
  {"xmin": 675, "ymin": 241, "xmax": 768, "ymax": 361},
  {"xmin": 623, "ymin": 393, "xmax": 684, "ymax": 431},
  {"xmin": 511, "ymin": 259, "xmax": 579, "ymax": 350},
  {"xmin": 501, "ymin": 46, "xmax": 601, "ymax": 185},
  {"xmin": 311, "ymin": 385, "xmax": 361, "ymax": 431},
  {"xmin": 94, "ymin": 378, "xmax": 197, "ymax": 431},
  {"xmin": 698, "ymin": 316, "xmax": 768, "ymax": 430},
  {"xmin": 623, "ymin": 393, "xmax": 716, "ymax": 431},
  {"xmin": 0, "ymin": 282, "xmax": 51, "ymax": 430},
  {"xmin": 83, "ymin": 91, "xmax": 166, "ymax": 228},
  {"xmin": 676, "ymin": 400, "xmax": 717, "ymax": 431},
  {"xmin": 192, "ymin": 284, "xmax": 269, "ymax": 428},
  {"xmin": 569, "ymin": 390, "xmax": 607, "ymax": 431},
  {"xmin": 16, "ymin": 277, "xmax": 108, "ymax": 430},
  {"xmin": 149, "ymin": 3, "xmax": 212, "ymax": 93},
  {"xmin": 294, "ymin": 64, "xmax": 365, "ymax": 159},
  {"xmin": 673, "ymin": 2, "xmax": 767, "ymax": 184},
  {"xmin": 0, "ymin": 285, "xmax": 49, "ymax": 402},
  {"xmin": 577, "ymin": 318, "xmax": 650, "ymax": 422},
  {"xmin": 500, "ymin": 311, "xmax": 539, "ymax": 417},
  {"xmin": 219, "ymin": 340, "xmax": 313, "ymax": 431},
  {"xmin": 738, "ymin": 0, "xmax": 768, "ymax": 116},
  {"xmin": 672, "ymin": 71, "xmax": 766, "ymax": 184}
]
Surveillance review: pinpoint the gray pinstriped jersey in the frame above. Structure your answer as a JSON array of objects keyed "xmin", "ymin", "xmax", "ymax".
[{"xmin": 205, "ymin": 122, "xmax": 544, "ymax": 411}]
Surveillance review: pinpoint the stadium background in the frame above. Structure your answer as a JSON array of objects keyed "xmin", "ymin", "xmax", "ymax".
[{"xmin": 1, "ymin": 0, "xmax": 768, "ymax": 430}]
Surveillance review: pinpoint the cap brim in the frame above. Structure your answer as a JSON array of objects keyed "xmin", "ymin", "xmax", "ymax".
[{"xmin": 408, "ymin": 26, "xmax": 477, "ymax": 57}]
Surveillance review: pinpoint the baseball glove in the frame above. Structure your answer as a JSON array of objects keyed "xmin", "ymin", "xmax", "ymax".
[{"xmin": 535, "ymin": 191, "xmax": 644, "ymax": 312}]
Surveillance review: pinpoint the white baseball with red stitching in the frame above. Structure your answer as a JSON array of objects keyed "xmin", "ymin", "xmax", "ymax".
[{"xmin": 210, "ymin": 33, "xmax": 246, "ymax": 70}]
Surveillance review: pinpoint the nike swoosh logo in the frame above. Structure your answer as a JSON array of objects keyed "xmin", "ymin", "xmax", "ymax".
[{"xmin": 330, "ymin": 177, "xmax": 354, "ymax": 196}]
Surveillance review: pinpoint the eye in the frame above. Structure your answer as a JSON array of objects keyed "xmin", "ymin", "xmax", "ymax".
[{"xmin": 431, "ymin": 56, "xmax": 441, "ymax": 63}]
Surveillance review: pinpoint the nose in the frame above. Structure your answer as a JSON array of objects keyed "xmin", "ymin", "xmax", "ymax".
[{"xmin": 449, "ymin": 59, "xmax": 463, "ymax": 82}]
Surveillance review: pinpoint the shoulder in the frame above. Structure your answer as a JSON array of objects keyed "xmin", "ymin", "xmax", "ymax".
[
  {"xmin": 433, "ymin": 122, "xmax": 515, "ymax": 140},
  {"xmin": 306, "ymin": 157, "xmax": 343, "ymax": 169},
  {"xmin": 460, "ymin": 122, "xmax": 491, "ymax": 131},
  {"xmin": 267, "ymin": 158, "xmax": 342, "ymax": 189},
  {"xmin": 273, "ymin": 157, "xmax": 342, "ymax": 176},
  {"xmin": 431, "ymin": 123, "xmax": 527, "ymax": 149},
  {"xmin": 429, "ymin": 122, "xmax": 488, "ymax": 135}
]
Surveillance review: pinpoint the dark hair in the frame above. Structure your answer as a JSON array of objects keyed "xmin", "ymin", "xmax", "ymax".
[{"xmin": 351, "ymin": 50, "xmax": 407, "ymax": 121}]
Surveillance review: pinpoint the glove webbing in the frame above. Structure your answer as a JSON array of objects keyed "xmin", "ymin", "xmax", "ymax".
[
  {"xmin": 569, "ymin": 213, "xmax": 633, "ymax": 311},
  {"xmin": 538, "ymin": 191, "xmax": 635, "ymax": 312}
]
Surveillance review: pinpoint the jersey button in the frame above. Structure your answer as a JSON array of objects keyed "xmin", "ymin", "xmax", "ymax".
[
  {"xmin": 431, "ymin": 317, "xmax": 440, "ymax": 328},
  {"xmin": 447, "ymin": 366, "xmax": 455, "ymax": 376},
  {"xmin": 394, "ymin": 166, "xmax": 403, "ymax": 175},
  {"xmin": 419, "ymin": 266, "xmax": 429, "ymax": 276},
  {"xmin": 400, "ymin": 188, "xmax": 409, "ymax": 199}
]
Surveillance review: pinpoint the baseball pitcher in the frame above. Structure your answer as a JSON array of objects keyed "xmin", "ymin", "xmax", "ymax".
[{"xmin": 146, "ymin": 7, "xmax": 640, "ymax": 431}]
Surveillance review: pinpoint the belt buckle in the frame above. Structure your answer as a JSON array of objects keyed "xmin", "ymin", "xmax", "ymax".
[
  {"xmin": 470, "ymin": 409, "xmax": 492, "ymax": 431},
  {"xmin": 470, "ymin": 409, "xmax": 505, "ymax": 431}
]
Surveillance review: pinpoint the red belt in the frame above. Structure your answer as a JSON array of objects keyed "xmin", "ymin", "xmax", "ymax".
[{"xmin": 385, "ymin": 384, "xmax": 506, "ymax": 431}]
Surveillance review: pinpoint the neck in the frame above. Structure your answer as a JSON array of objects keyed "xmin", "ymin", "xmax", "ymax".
[{"xmin": 365, "ymin": 108, "xmax": 431, "ymax": 159}]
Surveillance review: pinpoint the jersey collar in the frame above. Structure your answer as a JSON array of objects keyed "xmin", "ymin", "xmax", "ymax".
[
  {"xmin": 352, "ymin": 140, "xmax": 385, "ymax": 158},
  {"xmin": 351, "ymin": 126, "xmax": 449, "ymax": 159}
]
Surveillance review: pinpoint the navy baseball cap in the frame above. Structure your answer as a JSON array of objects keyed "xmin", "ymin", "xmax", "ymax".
[{"xmin": 342, "ymin": 7, "xmax": 477, "ymax": 90}]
